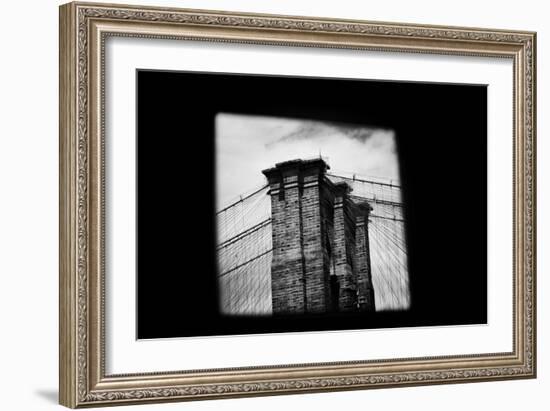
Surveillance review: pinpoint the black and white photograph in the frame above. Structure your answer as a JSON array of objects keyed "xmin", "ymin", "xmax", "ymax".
[
  {"xmin": 216, "ymin": 114, "xmax": 408, "ymax": 316},
  {"xmin": 136, "ymin": 70, "xmax": 487, "ymax": 339}
]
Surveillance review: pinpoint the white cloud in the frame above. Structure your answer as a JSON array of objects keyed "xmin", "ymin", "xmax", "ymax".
[{"xmin": 216, "ymin": 113, "xmax": 399, "ymax": 209}]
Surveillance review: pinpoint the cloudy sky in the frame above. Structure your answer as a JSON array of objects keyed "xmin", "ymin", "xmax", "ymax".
[{"xmin": 216, "ymin": 113, "xmax": 400, "ymax": 209}]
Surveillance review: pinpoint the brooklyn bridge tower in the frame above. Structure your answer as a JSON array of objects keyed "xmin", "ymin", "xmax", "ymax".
[{"xmin": 262, "ymin": 158, "xmax": 376, "ymax": 315}]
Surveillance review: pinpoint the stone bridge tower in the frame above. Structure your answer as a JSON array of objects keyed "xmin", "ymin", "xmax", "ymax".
[{"xmin": 262, "ymin": 158, "xmax": 375, "ymax": 315}]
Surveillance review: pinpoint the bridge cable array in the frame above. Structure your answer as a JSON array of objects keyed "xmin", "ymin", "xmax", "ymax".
[{"xmin": 216, "ymin": 174, "xmax": 410, "ymax": 315}]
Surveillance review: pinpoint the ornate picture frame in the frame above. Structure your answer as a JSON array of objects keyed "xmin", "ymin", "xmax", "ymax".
[{"xmin": 59, "ymin": 1, "xmax": 536, "ymax": 408}]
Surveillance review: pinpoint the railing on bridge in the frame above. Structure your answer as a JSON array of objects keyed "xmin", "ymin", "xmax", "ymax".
[{"xmin": 216, "ymin": 173, "xmax": 410, "ymax": 316}]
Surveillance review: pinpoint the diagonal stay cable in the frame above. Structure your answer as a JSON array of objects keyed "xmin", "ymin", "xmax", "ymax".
[
  {"xmin": 216, "ymin": 218, "xmax": 272, "ymax": 251},
  {"xmin": 218, "ymin": 248, "xmax": 274, "ymax": 278},
  {"xmin": 216, "ymin": 184, "xmax": 269, "ymax": 215}
]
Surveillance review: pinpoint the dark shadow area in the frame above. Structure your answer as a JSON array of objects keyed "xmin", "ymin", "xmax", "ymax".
[
  {"xmin": 136, "ymin": 69, "xmax": 487, "ymax": 339},
  {"xmin": 35, "ymin": 389, "xmax": 58, "ymax": 404}
]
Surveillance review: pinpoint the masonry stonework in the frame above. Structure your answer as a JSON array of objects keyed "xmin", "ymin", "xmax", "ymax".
[
  {"xmin": 355, "ymin": 202, "xmax": 376, "ymax": 312},
  {"xmin": 263, "ymin": 158, "xmax": 376, "ymax": 315}
]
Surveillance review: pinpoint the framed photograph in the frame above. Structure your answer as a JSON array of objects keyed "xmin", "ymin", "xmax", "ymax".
[{"xmin": 59, "ymin": 2, "xmax": 536, "ymax": 408}]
